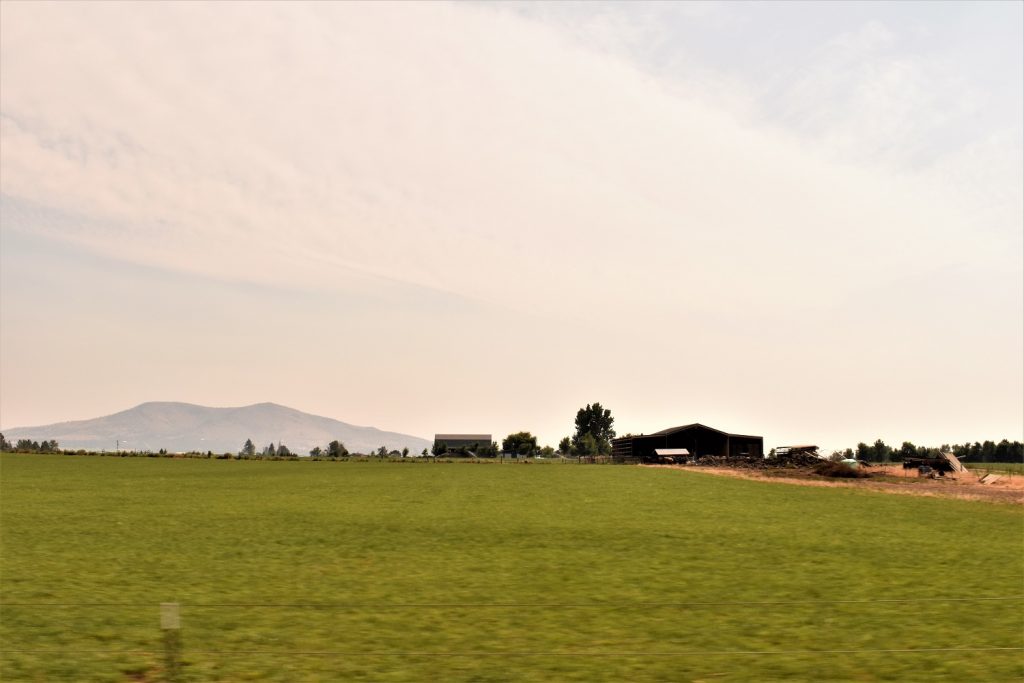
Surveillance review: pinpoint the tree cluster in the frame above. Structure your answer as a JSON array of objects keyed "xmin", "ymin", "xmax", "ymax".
[
  {"xmin": 947, "ymin": 440, "xmax": 1023, "ymax": 464},
  {"xmin": 432, "ymin": 440, "xmax": 499, "ymax": 457},
  {"xmin": 237, "ymin": 438, "xmax": 300, "ymax": 459},
  {"xmin": 570, "ymin": 402, "xmax": 616, "ymax": 455},
  {"xmin": 502, "ymin": 432, "xmax": 538, "ymax": 457},
  {"xmin": 237, "ymin": 438, "xmax": 382, "ymax": 459},
  {"xmin": 308, "ymin": 441, "xmax": 410, "ymax": 458},
  {"xmin": 1, "ymin": 434, "xmax": 60, "ymax": 453},
  {"xmin": 305, "ymin": 439, "xmax": 349, "ymax": 458},
  {"xmin": 327, "ymin": 440, "xmax": 349, "ymax": 458},
  {"xmin": 853, "ymin": 438, "xmax": 1023, "ymax": 463}
]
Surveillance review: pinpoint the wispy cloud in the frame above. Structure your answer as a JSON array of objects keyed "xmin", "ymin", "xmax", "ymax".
[{"xmin": 4, "ymin": 2, "xmax": 1014, "ymax": 310}]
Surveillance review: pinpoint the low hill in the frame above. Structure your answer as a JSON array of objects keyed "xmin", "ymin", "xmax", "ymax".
[{"xmin": 2, "ymin": 402, "xmax": 431, "ymax": 455}]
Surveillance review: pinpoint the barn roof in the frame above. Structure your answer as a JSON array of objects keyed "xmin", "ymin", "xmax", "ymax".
[
  {"xmin": 645, "ymin": 423, "xmax": 761, "ymax": 440},
  {"xmin": 648, "ymin": 423, "xmax": 719, "ymax": 436}
]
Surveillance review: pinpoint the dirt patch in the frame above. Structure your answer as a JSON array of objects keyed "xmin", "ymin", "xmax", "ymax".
[{"xmin": 645, "ymin": 464, "xmax": 1024, "ymax": 505}]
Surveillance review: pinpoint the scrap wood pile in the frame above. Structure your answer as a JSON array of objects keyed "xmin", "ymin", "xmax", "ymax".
[
  {"xmin": 691, "ymin": 456, "xmax": 767, "ymax": 469},
  {"xmin": 767, "ymin": 451, "xmax": 827, "ymax": 468},
  {"xmin": 690, "ymin": 453, "xmax": 822, "ymax": 469}
]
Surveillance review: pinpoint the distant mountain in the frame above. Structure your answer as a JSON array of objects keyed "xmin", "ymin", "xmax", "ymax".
[{"xmin": 2, "ymin": 402, "xmax": 431, "ymax": 455}]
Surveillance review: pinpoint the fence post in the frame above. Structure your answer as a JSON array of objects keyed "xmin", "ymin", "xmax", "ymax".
[{"xmin": 160, "ymin": 602, "xmax": 182, "ymax": 682}]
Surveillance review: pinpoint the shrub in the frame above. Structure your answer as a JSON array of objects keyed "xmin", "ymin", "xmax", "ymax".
[{"xmin": 814, "ymin": 461, "xmax": 870, "ymax": 479}]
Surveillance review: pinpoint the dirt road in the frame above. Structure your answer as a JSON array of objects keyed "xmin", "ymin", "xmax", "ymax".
[{"xmin": 645, "ymin": 464, "xmax": 1024, "ymax": 505}]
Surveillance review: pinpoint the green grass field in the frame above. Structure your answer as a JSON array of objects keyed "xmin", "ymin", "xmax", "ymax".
[{"xmin": 2, "ymin": 455, "xmax": 1022, "ymax": 682}]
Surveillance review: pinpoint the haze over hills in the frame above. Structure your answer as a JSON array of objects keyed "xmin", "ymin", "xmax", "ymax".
[{"xmin": 2, "ymin": 402, "xmax": 432, "ymax": 455}]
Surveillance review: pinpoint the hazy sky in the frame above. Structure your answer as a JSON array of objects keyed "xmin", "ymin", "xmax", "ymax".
[{"xmin": 2, "ymin": 1, "xmax": 1021, "ymax": 451}]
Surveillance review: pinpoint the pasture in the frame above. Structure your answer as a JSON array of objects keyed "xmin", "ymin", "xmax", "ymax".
[
  {"xmin": 1, "ymin": 454, "xmax": 1022, "ymax": 681},
  {"xmin": 964, "ymin": 462, "xmax": 1024, "ymax": 475}
]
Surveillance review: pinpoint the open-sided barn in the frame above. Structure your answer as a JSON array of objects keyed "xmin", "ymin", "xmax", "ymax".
[{"xmin": 612, "ymin": 424, "xmax": 763, "ymax": 462}]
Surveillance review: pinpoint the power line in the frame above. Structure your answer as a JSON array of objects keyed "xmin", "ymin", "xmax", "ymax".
[{"xmin": 1, "ymin": 646, "xmax": 1021, "ymax": 657}]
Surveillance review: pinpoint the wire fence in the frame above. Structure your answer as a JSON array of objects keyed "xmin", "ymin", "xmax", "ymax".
[
  {"xmin": 3, "ymin": 646, "xmax": 1022, "ymax": 657},
  {"xmin": 4, "ymin": 595, "xmax": 1021, "ymax": 608}
]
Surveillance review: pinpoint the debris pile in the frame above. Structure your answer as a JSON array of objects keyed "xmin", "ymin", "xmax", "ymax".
[
  {"xmin": 686, "ymin": 452, "xmax": 823, "ymax": 469},
  {"xmin": 813, "ymin": 461, "xmax": 871, "ymax": 478},
  {"xmin": 766, "ymin": 451, "xmax": 824, "ymax": 468},
  {"xmin": 902, "ymin": 452, "xmax": 977, "ymax": 481},
  {"xmin": 690, "ymin": 455, "xmax": 771, "ymax": 469}
]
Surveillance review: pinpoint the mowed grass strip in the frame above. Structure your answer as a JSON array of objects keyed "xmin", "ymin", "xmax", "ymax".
[{"xmin": 1, "ymin": 454, "xmax": 1021, "ymax": 682}]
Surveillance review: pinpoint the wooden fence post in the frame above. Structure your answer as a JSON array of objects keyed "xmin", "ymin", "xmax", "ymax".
[{"xmin": 160, "ymin": 602, "xmax": 182, "ymax": 682}]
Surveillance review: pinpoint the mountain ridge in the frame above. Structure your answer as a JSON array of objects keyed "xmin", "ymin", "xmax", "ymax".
[{"xmin": 2, "ymin": 402, "xmax": 431, "ymax": 455}]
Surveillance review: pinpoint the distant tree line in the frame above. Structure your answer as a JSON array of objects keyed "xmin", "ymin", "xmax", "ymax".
[
  {"xmin": 427, "ymin": 402, "xmax": 616, "ymax": 459},
  {"xmin": 236, "ymin": 438, "xmax": 414, "ymax": 460},
  {"xmin": 0, "ymin": 433, "xmax": 228, "ymax": 458},
  {"xmin": 0, "ymin": 433, "xmax": 415, "ymax": 460},
  {"xmin": 0, "ymin": 434, "xmax": 60, "ymax": 453},
  {"xmin": 429, "ymin": 435, "xmax": 564, "ymax": 458},
  {"xmin": 10, "ymin": 419, "xmax": 1016, "ymax": 465},
  {"xmin": 851, "ymin": 438, "xmax": 1024, "ymax": 464},
  {"xmin": 0, "ymin": 402, "xmax": 618, "ymax": 462},
  {"xmin": 431, "ymin": 440, "xmax": 499, "ymax": 457}
]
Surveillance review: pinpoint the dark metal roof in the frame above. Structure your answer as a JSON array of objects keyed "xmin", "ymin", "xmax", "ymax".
[
  {"xmin": 618, "ymin": 423, "xmax": 762, "ymax": 440},
  {"xmin": 648, "ymin": 423, "xmax": 721, "ymax": 436}
]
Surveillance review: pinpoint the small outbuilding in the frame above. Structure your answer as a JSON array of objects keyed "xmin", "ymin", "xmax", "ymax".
[
  {"xmin": 653, "ymin": 448, "xmax": 690, "ymax": 463},
  {"xmin": 612, "ymin": 424, "xmax": 763, "ymax": 463}
]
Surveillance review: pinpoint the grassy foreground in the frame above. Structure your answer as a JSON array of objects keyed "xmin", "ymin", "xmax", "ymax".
[{"xmin": 1, "ymin": 455, "xmax": 1021, "ymax": 682}]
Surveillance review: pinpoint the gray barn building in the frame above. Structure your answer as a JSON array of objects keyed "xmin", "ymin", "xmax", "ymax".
[
  {"xmin": 612, "ymin": 424, "xmax": 763, "ymax": 462},
  {"xmin": 433, "ymin": 434, "xmax": 493, "ymax": 454}
]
